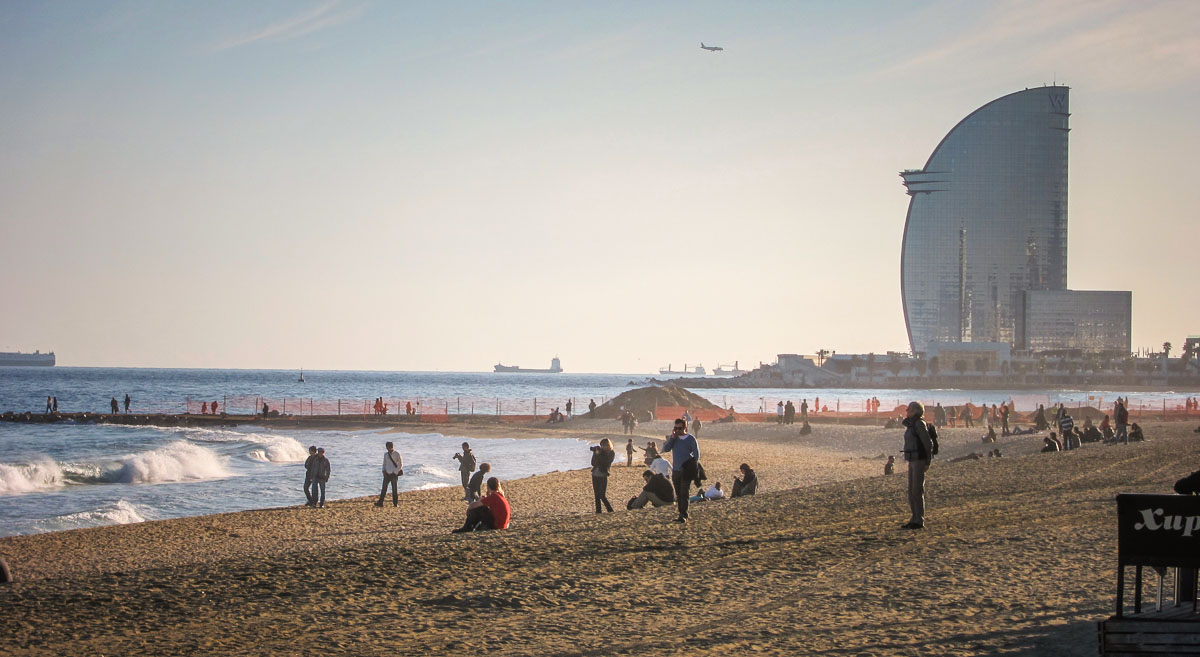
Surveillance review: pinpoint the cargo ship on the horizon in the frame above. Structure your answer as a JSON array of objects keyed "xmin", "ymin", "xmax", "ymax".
[
  {"xmin": 0, "ymin": 350, "xmax": 55, "ymax": 367},
  {"xmin": 494, "ymin": 357, "xmax": 563, "ymax": 374}
]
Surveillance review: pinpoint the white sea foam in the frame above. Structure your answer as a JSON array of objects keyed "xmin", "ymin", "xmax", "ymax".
[
  {"xmin": 407, "ymin": 464, "xmax": 459, "ymax": 480},
  {"xmin": 0, "ymin": 458, "xmax": 65, "ymax": 494},
  {"xmin": 112, "ymin": 441, "xmax": 231, "ymax": 484},
  {"xmin": 241, "ymin": 433, "xmax": 308, "ymax": 463},
  {"xmin": 39, "ymin": 500, "xmax": 150, "ymax": 531}
]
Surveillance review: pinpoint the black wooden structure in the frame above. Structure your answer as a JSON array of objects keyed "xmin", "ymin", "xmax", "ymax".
[{"xmin": 1099, "ymin": 493, "xmax": 1200, "ymax": 655}]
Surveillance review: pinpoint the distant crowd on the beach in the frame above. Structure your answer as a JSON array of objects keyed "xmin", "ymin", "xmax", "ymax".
[{"xmin": 295, "ymin": 418, "xmax": 758, "ymax": 530}]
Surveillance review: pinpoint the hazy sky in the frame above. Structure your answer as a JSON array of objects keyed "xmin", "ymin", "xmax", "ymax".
[{"xmin": 2, "ymin": 0, "xmax": 1197, "ymax": 372}]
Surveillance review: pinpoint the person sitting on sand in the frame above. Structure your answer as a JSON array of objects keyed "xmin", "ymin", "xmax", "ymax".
[
  {"xmin": 798, "ymin": 421, "xmax": 812, "ymax": 435},
  {"xmin": 628, "ymin": 469, "xmax": 675, "ymax": 509},
  {"xmin": 1129, "ymin": 423, "xmax": 1145, "ymax": 442},
  {"xmin": 1041, "ymin": 435, "xmax": 1061, "ymax": 453},
  {"xmin": 983, "ymin": 425, "xmax": 997, "ymax": 443},
  {"xmin": 451, "ymin": 477, "xmax": 510, "ymax": 533},
  {"xmin": 1081, "ymin": 422, "xmax": 1103, "ymax": 444},
  {"xmin": 689, "ymin": 481, "xmax": 723, "ymax": 502},
  {"xmin": 884, "ymin": 455, "xmax": 895, "ymax": 476},
  {"xmin": 643, "ymin": 441, "xmax": 660, "ymax": 467},
  {"xmin": 1100, "ymin": 415, "xmax": 1114, "ymax": 442},
  {"xmin": 731, "ymin": 463, "xmax": 758, "ymax": 497},
  {"xmin": 1174, "ymin": 468, "xmax": 1200, "ymax": 495},
  {"xmin": 466, "ymin": 463, "xmax": 491, "ymax": 502},
  {"xmin": 312, "ymin": 447, "xmax": 330, "ymax": 508}
]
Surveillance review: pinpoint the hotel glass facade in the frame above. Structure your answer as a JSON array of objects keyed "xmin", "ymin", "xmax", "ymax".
[
  {"xmin": 900, "ymin": 86, "xmax": 1071, "ymax": 353},
  {"xmin": 1022, "ymin": 290, "xmax": 1132, "ymax": 354}
]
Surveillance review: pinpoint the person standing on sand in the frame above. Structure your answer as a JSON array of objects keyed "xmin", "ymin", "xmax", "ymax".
[
  {"xmin": 662, "ymin": 418, "xmax": 700, "ymax": 523},
  {"xmin": 626, "ymin": 438, "xmax": 635, "ymax": 466},
  {"xmin": 691, "ymin": 415, "xmax": 702, "ymax": 437},
  {"xmin": 374, "ymin": 442, "xmax": 404, "ymax": 508},
  {"xmin": 466, "ymin": 463, "xmax": 491, "ymax": 502},
  {"xmin": 303, "ymin": 446, "xmax": 318, "ymax": 507},
  {"xmin": 588, "ymin": 399, "xmax": 597, "ymax": 418},
  {"xmin": 453, "ymin": 442, "xmax": 477, "ymax": 501},
  {"xmin": 1115, "ymin": 399, "xmax": 1129, "ymax": 444},
  {"xmin": 590, "ymin": 439, "xmax": 615, "ymax": 513},
  {"xmin": 776, "ymin": 401, "xmax": 784, "ymax": 424},
  {"xmin": 312, "ymin": 447, "xmax": 330, "ymax": 508},
  {"xmin": 934, "ymin": 403, "xmax": 947, "ymax": 428},
  {"xmin": 901, "ymin": 401, "xmax": 935, "ymax": 530}
]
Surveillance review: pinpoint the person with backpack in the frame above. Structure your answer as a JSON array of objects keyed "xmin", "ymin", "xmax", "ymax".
[
  {"xmin": 303, "ymin": 445, "xmax": 318, "ymax": 507},
  {"xmin": 453, "ymin": 442, "xmax": 477, "ymax": 501},
  {"xmin": 374, "ymin": 441, "xmax": 404, "ymax": 508},
  {"xmin": 901, "ymin": 401, "xmax": 937, "ymax": 530},
  {"xmin": 311, "ymin": 447, "xmax": 331, "ymax": 508}
]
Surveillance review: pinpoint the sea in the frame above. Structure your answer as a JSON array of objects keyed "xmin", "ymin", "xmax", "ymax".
[{"xmin": 1, "ymin": 367, "xmax": 1194, "ymax": 537}]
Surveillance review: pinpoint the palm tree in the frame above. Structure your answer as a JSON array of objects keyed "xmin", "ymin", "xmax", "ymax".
[{"xmin": 1163, "ymin": 342, "xmax": 1173, "ymax": 358}]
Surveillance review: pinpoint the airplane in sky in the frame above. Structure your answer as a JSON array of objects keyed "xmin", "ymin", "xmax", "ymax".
[{"xmin": 700, "ymin": 42, "xmax": 723, "ymax": 52}]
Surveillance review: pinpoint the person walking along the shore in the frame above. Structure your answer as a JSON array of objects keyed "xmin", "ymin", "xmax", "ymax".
[
  {"xmin": 453, "ymin": 442, "xmax": 477, "ymax": 501},
  {"xmin": 312, "ymin": 447, "xmax": 331, "ymax": 508},
  {"xmin": 374, "ymin": 442, "xmax": 404, "ymax": 507},
  {"xmin": 303, "ymin": 445, "xmax": 318, "ymax": 507},
  {"xmin": 901, "ymin": 401, "xmax": 936, "ymax": 530},
  {"xmin": 590, "ymin": 439, "xmax": 615, "ymax": 513},
  {"xmin": 662, "ymin": 418, "xmax": 700, "ymax": 523}
]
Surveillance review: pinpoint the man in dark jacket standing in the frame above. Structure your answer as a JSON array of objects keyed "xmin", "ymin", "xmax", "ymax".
[
  {"xmin": 453, "ymin": 442, "xmax": 477, "ymax": 501},
  {"xmin": 303, "ymin": 445, "xmax": 318, "ymax": 507},
  {"xmin": 374, "ymin": 441, "xmax": 404, "ymax": 508},
  {"xmin": 901, "ymin": 401, "xmax": 934, "ymax": 530},
  {"xmin": 312, "ymin": 447, "xmax": 331, "ymax": 508},
  {"xmin": 662, "ymin": 418, "xmax": 700, "ymax": 523}
]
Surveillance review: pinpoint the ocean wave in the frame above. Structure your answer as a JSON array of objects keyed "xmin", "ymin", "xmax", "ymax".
[
  {"xmin": 38, "ymin": 500, "xmax": 150, "ymax": 531},
  {"xmin": 111, "ymin": 441, "xmax": 231, "ymax": 484},
  {"xmin": 241, "ymin": 434, "xmax": 308, "ymax": 463},
  {"xmin": 0, "ymin": 458, "xmax": 66, "ymax": 494},
  {"xmin": 406, "ymin": 464, "xmax": 459, "ymax": 480}
]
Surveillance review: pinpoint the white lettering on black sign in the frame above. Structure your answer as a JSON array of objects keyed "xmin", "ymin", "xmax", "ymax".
[{"xmin": 1134, "ymin": 507, "xmax": 1200, "ymax": 537}]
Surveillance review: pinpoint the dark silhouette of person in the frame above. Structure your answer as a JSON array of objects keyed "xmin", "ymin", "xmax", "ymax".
[
  {"xmin": 110, "ymin": 397, "xmax": 119, "ymax": 414},
  {"xmin": 588, "ymin": 399, "xmax": 597, "ymax": 417},
  {"xmin": 374, "ymin": 441, "xmax": 404, "ymax": 507},
  {"xmin": 311, "ymin": 447, "xmax": 330, "ymax": 507},
  {"xmin": 590, "ymin": 439, "xmax": 615, "ymax": 513},
  {"xmin": 303, "ymin": 446, "xmax": 318, "ymax": 507},
  {"xmin": 123, "ymin": 394, "xmax": 131, "ymax": 413}
]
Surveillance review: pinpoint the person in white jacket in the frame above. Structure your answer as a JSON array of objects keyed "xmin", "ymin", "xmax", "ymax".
[{"xmin": 374, "ymin": 441, "xmax": 404, "ymax": 508}]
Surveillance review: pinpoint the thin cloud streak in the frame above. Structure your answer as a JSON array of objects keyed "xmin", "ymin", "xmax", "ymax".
[
  {"xmin": 213, "ymin": 0, "xmax": 365, "ymax": 51},
  {"xmin": 867, "ymin": 0, "xmax": 1200, "ymax": 91}
]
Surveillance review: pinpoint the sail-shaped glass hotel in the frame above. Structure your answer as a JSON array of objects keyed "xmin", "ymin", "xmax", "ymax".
[{"xmin": 899, "ymin": 86, "xmax": 1130, "ymax": 355}]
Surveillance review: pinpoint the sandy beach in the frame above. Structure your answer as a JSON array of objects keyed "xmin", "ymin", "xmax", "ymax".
[{"xmin": 2, "ymin": 417, "xmax": 1199, "ymax": 656}]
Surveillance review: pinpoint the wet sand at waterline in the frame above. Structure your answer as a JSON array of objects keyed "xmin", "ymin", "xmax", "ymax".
[{"xmin": 2, "ymin": 419, "xmax": 1198, "ymax": 656}]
